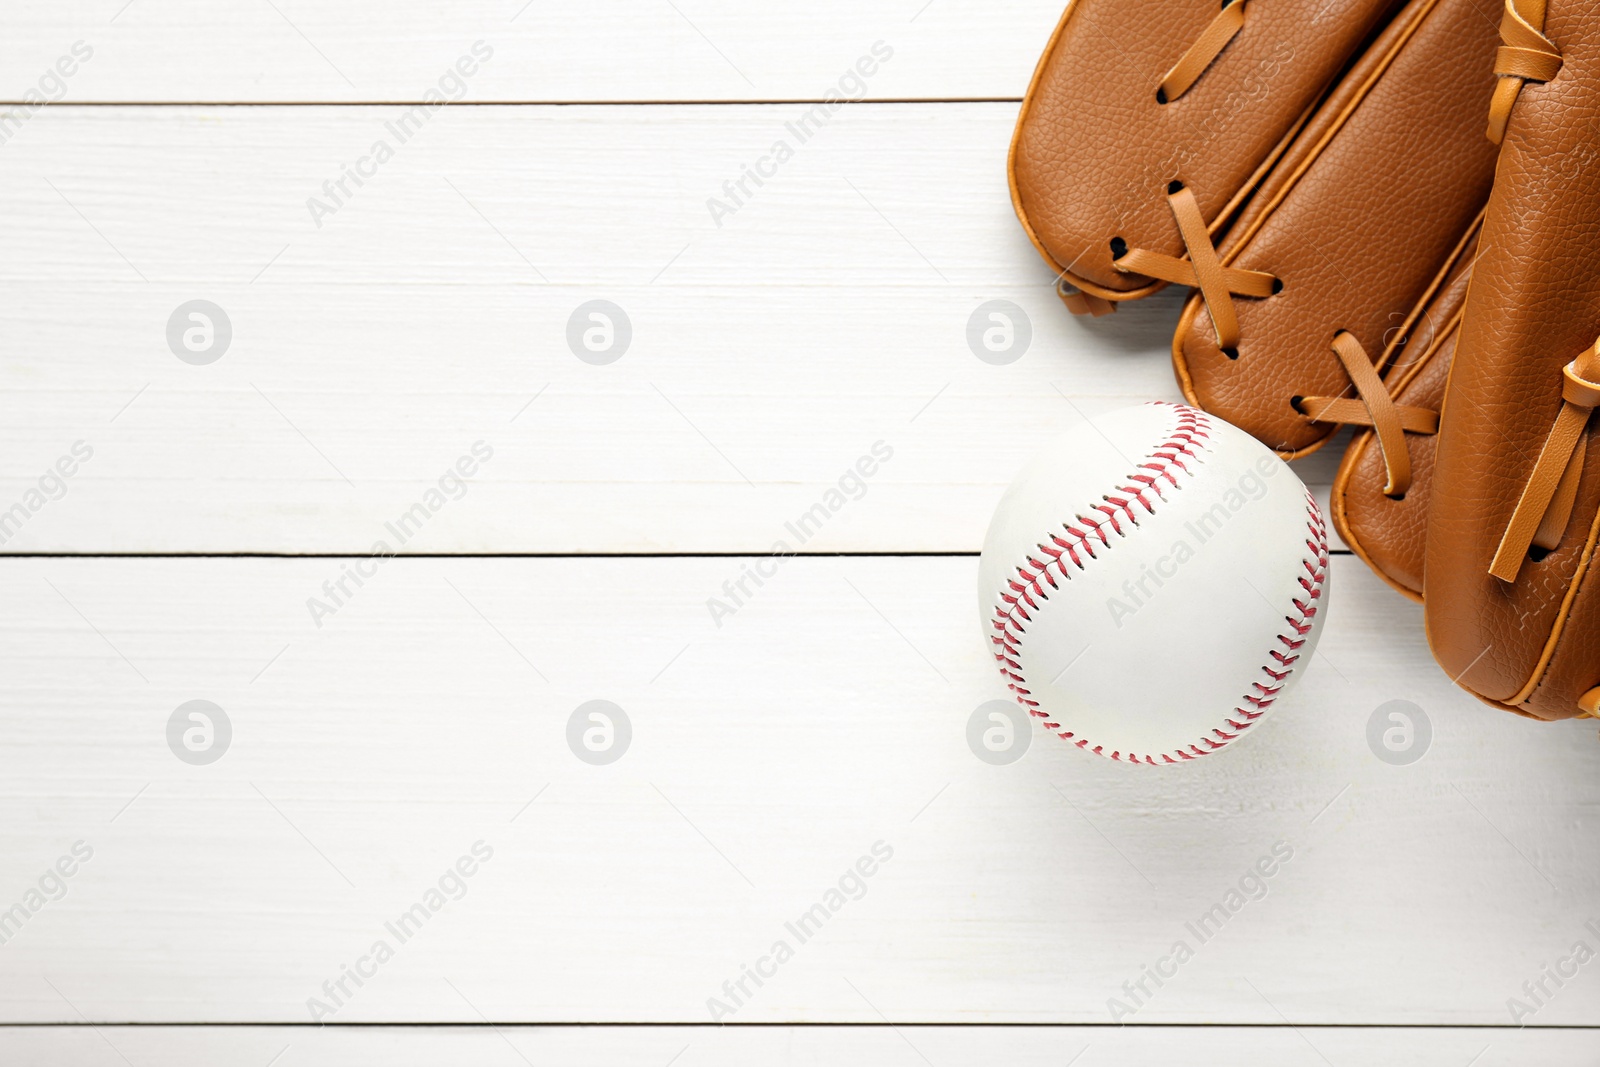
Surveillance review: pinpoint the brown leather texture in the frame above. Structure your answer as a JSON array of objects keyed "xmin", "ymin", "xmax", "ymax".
[
  {"xmin": 1332, "ymin": 230, "xmax": 1478, "ymax": 601},
  {"xmin": 1171, "ymin": 0, "xmax": 1501, "ymax": 457},
  {"xmin": 1426, "ymin": 3, "xmax": 1600, "ymax": 721},
  {"xmin": 1009, "ymin": 0, "xmax": 1404, "ymax": 302}
]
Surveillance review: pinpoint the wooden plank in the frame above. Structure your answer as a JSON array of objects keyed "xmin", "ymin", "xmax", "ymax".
[
  {"xmin": 0, "ymin": 555, "xmax": 1594, "ymax": 1023},
  {"xmin": 3, "ymin": 2, "xmax": 1063, "ymax": 104},
  {"xmin": 2, "ymin": 1025, "xmax": 1596, "ymax": 1065},
  {"xmin": 0, "ymin": 103, "xmax": 1348, "ymax": 554}
]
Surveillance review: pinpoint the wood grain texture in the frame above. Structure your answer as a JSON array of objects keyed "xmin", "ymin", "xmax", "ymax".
[
  {"xmin": 0, "ymin": 103, "xmax": 1346, "ymax": 554},
  {"xmin": 1, "ymin": 8, "xmax": 1579, "ymax": 1050},
  {"xmin": 0, "ymin": 556, "xmax": 1594, "ymax": 1024},
  {"xmin": 3, "ymin": 1024, "xmax": 1596, "ymax": 1066},
  {"xmin": 4, "ymin": 1, "xmax": 1061, "ymax": 103}
]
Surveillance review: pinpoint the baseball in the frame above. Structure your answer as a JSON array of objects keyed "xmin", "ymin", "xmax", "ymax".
[{"xmin": 978, "ymin": 402, "xmax": 1329, "ymax": 764}]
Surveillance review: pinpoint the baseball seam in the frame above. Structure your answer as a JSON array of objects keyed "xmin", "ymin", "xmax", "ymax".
[{"xmin": 989, "ymin": 402, "xmax": 1328, "ymax": 764}]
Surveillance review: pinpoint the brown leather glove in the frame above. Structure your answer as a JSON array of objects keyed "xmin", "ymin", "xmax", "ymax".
[
  {"xmin": 1168, "ymin": 0, "xmax": 1500, "ymax": 459},
  {"xmin": 1426, "ymin": 0, "xmax": 1600, "ymax": 721},
  {"xmin": 1331, "ymin": 225, "xmax": 1478, "ymax": 601},
  {"xmin": 1010, "ymin": 0, "xmax": 1407, "ymax": 316},
  {"xmin": 1012, "ymin": 0, "xmax": 1501, "ymax": 601},
  {"xmin": 1170, "ymin": 0, "xmax": 1500, "ymax": 607}
]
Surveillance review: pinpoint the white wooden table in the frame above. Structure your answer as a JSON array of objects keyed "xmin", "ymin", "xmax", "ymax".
[{"xmin": 0, "ymin": 3, "xmax": 1596, "ymax": 1063}]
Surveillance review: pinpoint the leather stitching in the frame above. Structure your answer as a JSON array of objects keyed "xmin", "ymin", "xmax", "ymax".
[{"xmin": 986, "ymin": 403, "xmax": 1329, "ymax": 764}]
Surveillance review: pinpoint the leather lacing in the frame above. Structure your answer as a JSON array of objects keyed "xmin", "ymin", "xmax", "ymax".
[
  {"xmin": 1479, "ymin": 0, "xmax": 1577, "ymax": 584},
  {"xmin": 1487, "ymin": 0, "xmax": 1561, "ymax": 144},
  {"xmin": 1057, "ymin": 280, "xmax": 1118, "ymax": 317},
  {"xmin": 1298, "ymin": 332, "xmax": 1439, "ymax": 497},
  {"xmin": 1159, "ymin": 0, "xmax": 1250, "ymax": 104},
  {"xmin": 1055, "ymin": 2, "xmax": 1252, "ymax": 318},
  {"xmin": 1114, "ymin": 183, "xmax": 1277, "ymax": 351},
  {"xmin": 1490, "ymin": 337, "xmax": 1600, "ymax": 582},
  {"xmin": 1114, "ymin": 185, "xmax": 1438, "ymax": 496},
  {"xmin": 1493, "ymin": 335, "xmax": 1600, "ymax": 720},
  {"xmin": 1297, "ymin": 213, "xmax": 1481, "ymax": 499},
  {"xmin": 1476, "ymin": 3, "xmax": 1599, "ymax": 717}
]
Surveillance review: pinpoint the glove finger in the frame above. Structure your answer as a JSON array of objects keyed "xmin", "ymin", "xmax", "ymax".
[
  {"xmin": 1331, "ymin": 223, "xmax": 1478, "ymax": 601},
  {"xmin": 1010, "ymin": 0, "xmax": 1407, "ymax": 310},
  {"xmin": 1427, "ymin": 0, "xmax": 1600, "ymax": 721},
  {"xmin": 1171, "ymin": 0, "xmax": 1501, "ymax": 456}
]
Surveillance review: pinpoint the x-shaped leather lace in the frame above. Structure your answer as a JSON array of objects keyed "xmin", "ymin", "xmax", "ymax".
[
  {"xmin": 1113, "ymin": 184, "xmax": 1277, "ymax": 350},
  {"xmin": 1490, "ymin": 337, "xmax": 1600, "ymax": 582},
  {"xmin": 1487, "ymin": 0, "xmax": 1561, "ymax": 144},
  {"xmin": 1160, "ymin": 0, "xmax": 1249, "ymax": 103},
  {"xmin": 1299, "ymin": 332, "xmax": 1437, "ymax": 498},
  {"xmin": 1054, "ymin": 5, "xmax": 1252, "ymax": 320}
]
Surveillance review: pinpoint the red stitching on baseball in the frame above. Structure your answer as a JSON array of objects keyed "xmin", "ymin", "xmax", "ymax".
[{"xmin": 987, "ymin": 403, "xmax": 1329, "ymax": 766}]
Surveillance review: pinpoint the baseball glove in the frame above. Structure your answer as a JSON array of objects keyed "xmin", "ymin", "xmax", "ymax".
[
  {"xmin": 1010, "ymin": 0, "xmax": 1501, "ymax": 594},
  {"xmin": 1168, "ymin": 0, "xmax": 1500, "ymax": 460},
  {"xmin": 1009, "ymin": 0, "xmax": 1407, "ymax": 317},
  {"xmin": 1330, "ymin": 223, "xmax": 1478, "ymax": 600},
  {"xmin": 1426, "ymin": 0, "xmax": 1600, "ymax": 720}
]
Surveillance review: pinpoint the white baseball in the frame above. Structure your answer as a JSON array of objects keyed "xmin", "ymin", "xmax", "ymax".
[{"xmin": 978, "ymin": 402, "xmax": 1328, "ymax": 764}]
